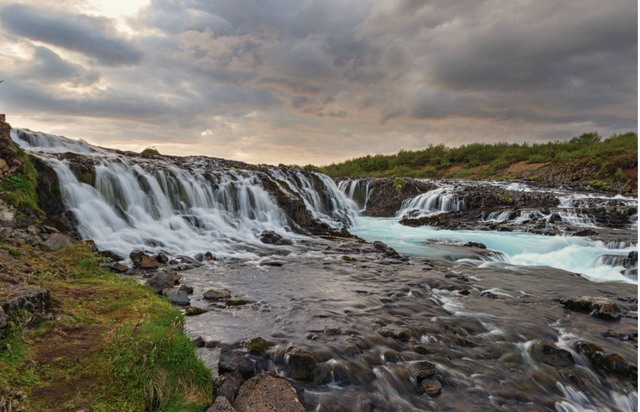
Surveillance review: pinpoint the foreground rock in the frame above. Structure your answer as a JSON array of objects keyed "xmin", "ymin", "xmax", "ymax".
[
  {"xmin": 145, "ymin": 272, "xmax": 175, "ymax": 293},
  {"xmin": 233, "ymin": 372, "xmax": 305, "ymax": 412},
  {"xmin": 285, "ymin": 347, "xmax": 317, "ymax": 381},
  {"xmin": 559, "ymin": 296, "xmax": 623, "ymax": 321},
  {"xmin": 207, "ymin": 396, "xmax": 236, "ymax": 412},
  {"xmin": 40, "ymin": 233, "xmax": 73, "ymax": 251}
]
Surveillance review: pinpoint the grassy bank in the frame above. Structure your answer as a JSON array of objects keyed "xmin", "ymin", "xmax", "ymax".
[
  {"xmin": 313, "ymin": 132, "xmax": 637, "ymax": 191},
  {"xmin": 0, "ymin": 242, "xmax": 212, "ymax": 411}
]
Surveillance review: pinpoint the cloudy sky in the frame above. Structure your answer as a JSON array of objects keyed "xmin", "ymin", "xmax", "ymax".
[{"xmin": 0, "ymin": 0, "xmax": 636, "ymax": 165}]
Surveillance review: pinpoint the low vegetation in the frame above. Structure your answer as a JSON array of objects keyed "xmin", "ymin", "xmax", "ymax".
[
  {"xmin": 141, "ymin": 146, "xmax": 161, "ymax": 155},
  {"xmin": 0, "ymin": 242, "xmax": 211, "ymax": 411},
  {"xmin": 0, "ymin": 149, "xmax": 40, "ymax": 213},
  {"xmin": 312, "ymin": 132, "xmax": 637, "ymax": 190}
]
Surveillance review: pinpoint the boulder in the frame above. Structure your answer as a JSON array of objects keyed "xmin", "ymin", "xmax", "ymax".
[
  {"xmin": 379, "ymin": 326, "xmax": 411, "ymax": 342},
  {"xmin": 259, "ymin": 231, "xmax": 293, "ymax": 246},
  {"xmin": 178, "ymin": 284, "xmax": 194, "ymax": 294},
  {"xmin": 163, "ymin": 289, "xmax": 190, "ymax": 306},
  {"xmin": 214, "ymin": 372, "xmax": 244, "ymax": 403},
  {"xmin": 204, "ymin": 251, "xmax": 216, "ymax": 261},
  {"xmin": 530, "ymin": 341, "xmax": 574, "ymax": 368},
  {"xmin": 145, "ymin": 272, "xmax": 175, "ymax": 293},
  {"xmin": 207, "ymin": 396, "xmax": 236, "ymax": 412},
  {"xmin": 421, "ymin": 379, "xmax": 442, "ymax": 396},
  {"xmin": 576, "ymin": 341, "xmax": 637, "ymax": 381},
  {"xmin": 184, "ymin": 306, "xmax": 207, "ymax": 316},
  {"xmin": 407, "ymin": 361, "xmax": 436, "ymax": 380},
  {"xmin": 285, "ymin": 347, "xmax": 317, "ymax": 381},
  {"xmin": 247, "ymin": 337, "xmax": 271, "ymax": 356},
  {"xmin": 219, "ymin": 349, "xmax": 256, "ymax": 379},
  {"xmin": 204, "ymin": 288, "xmax": 232, "ymax": 300},
  {"xmin": 559, "ymin": 296, "xmax": 622, "ymax": 321},
  {"xmin": 110, "ymin": 262, "xmax": 129, "ymax": 273},
  {"xmin": 233, "ymin": 372, "xmax": 305, "ymax": 412},
  {"xmin": 2, "ymin": 287, "xmax": 51, "ymax": 315},
  {"xmin": 130, "ymin": 251, "xmax": 161, "ymax": 269},
  {"xmin": 40, "ymin": 233, "xmax": 73, "ymax": 251}
]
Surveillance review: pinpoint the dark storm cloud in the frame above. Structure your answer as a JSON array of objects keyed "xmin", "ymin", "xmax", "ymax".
[
  {"xmin": 1, "ymin": 4, "xmax": 143, "ymax": 66},
  {"xmin": 0, "ymin": 0, "xmax": 635, "ymax": 164}
]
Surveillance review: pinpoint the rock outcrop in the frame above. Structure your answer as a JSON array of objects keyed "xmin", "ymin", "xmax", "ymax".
[{"xmin": 0, "ymin": 115, "xmax": 22, "ymax": 182}]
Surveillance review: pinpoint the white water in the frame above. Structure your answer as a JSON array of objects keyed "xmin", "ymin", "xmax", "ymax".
[
  {"xmin": 397, "ymin": 186, "xmax": 464, "ymax": 218},
  {"xmin": 12, "ymin": 128, "xmax": 637, "ymax": 282},
  {"xmin": 350, "ymin": 217, "xmax": 637, "ymax": 284},
  {"xmin": 13, "ymin": 129, "xmax": 357, "ymax": 259}
]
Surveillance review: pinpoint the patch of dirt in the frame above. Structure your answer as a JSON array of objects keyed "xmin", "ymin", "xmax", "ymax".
[
  {"xmin": 501, "ymin": 161, "xmax": 547, "ymax": 175},
  {"xmin": 30, "ymin": 324, "xmax": 107, "ymax": 411}
]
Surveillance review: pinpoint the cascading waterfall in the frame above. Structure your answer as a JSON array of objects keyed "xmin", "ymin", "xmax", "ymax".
[
  {"xmin": 267, "ymin": 169, "xmax": 358, "ymax": 227},
  {"xmin": 13, "ymin": 129, "xmax": 359, "ymax": 259},
  {"xmin": 338, "ymin": 179, "xmax": 372, "ymax": 212},
  {"xmin": 397, "ymin": 186, "xmax": 464, "ymax": 218}
]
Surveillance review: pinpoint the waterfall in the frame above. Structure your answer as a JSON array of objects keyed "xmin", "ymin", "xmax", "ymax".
[
  {"xmin": 266, "ymin": 169, "xmax": 359, "ymax": 227},
  {"xmin": 397, "ymin": 186, "xmax": 464, "ymax": 219},
  {"xmin": 13, "ymin": 129, "xmax": 358, "ymax": 259},
  {"xmin": 338, "ymin": 179, "xmax": 372, "ymax": 212}
]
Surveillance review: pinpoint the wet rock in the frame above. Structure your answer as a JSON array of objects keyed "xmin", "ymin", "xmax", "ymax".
[
  {"xmin": 575, "ymin": 341, "xmax": 637, "ymax": 381},
  {"xmin": 407, "ymin": 361, "xmax": 436, "ymax": 380},
  {"xmin": 247, "ymin": 337, "xmax": 272, "ymax": 356},
  {"xmin": 145, "ymin": 272, "xmax": 175, "ymax": 293},
  {"xmin": 559, "ymin": 296, "xmax": 623, "ymax": 321},
  {"xmin": 421, "ymin": 379, "xmax": 442, "ymax": 396},
  {"xmin": 207, "ymin": 396, "xmax": 236, "ymax": 412},
  {"xmin": 204, "ymin": 288, "xmax": 232, "ymax": 300},
  {"xmin": 225, "ymin": 299, "xmax": 254, "ymax": 307},
  {"xmin": 573, "ymin": 229, "xmax": 597, "ymax": 237},
  {"xmin": 260, "ymin": 261, "xmax": 284, "ymax": 267},
  {"xmin": 285, "ymin": 347, "xmax": 317, "ymax": 381},
  {"xmin": 110, "ymin": 262, "xmax": 129, "ymax": 273},
  {"xmin": 234, "ymin": 371, "xmax": 305, "ymax": 412},
  {"xmin": 40, "ymin": 233, "xmax": 73, "ymax": 251},
  {"xmin": 130, "ymin": 250, "xmax": 161, "ymax": 269},
  {"xmin": 215, "ymin": 372, "xmax": 244, "ymax": 403},
  {"xmin": 98, "ymin": 250, "xmax": 124, "ymax": 262},
  {"xmin": 372, "ymin": 240, "xmax": 389, "ymax": 252},
  {"xmin": 163, "ymin": 288, "xmax": 190, "ymax": 306},
  {"xmin": 219, "ymin": 349, "xmax": 256, "ymax": 379},
  {"xmin": 259, "ymin": 230, "xmax": 293, "ymax": 246},
  {"xmin": 193, "ymin": 336, "xmax": 205, "ymax": 347},
  {"xmin": 548, "ymin": 213, "xmax": 562, "ymax": 223},
  {"xmin": 178, "ymin": 284, "xmax": 194, "ymax": 294},
  {"xmin": 0, "ymin": 307, "xmax": 9, "ymax": 336},
  {"xmin": 379, "ymin": 326, "xmax": 411, "ymax": 342},
  {"xmin": 184, "ymin": 306, "xmax": 207, "ymax": 316},
  {"xmin": 156, "ymin": 252, "xmax": 170, "ymax": 264},
  {"xmin": 531, "ymin": 341, "xmax": 574, "ymax": 368},
  {"xmin": 464, "ymin": 241, "xmax": 487, "ymax": 249}
]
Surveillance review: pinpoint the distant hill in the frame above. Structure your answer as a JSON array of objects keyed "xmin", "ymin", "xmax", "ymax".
[{"xmin": 310, "ymin": 132, "xmax": 638, "ymax": 194}]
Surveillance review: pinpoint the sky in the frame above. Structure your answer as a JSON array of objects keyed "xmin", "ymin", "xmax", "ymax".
[{"xmin": 0, "ymin": 0, "xmax": 636, "ymax": 165}]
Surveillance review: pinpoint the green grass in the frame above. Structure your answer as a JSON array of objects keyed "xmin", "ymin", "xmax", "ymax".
[
  {"xmin": 141, "ymin": 147, "xmax": 161, "ymax": 155},
  {"xmin": 0, "ymin": 149, "xmax": 41, "ymax": 212},
  {"xmin": 316, "ymin": 132, "xmax": 638, "ymax": 187},
  {"xmin": 0, "ymin": 243, "xmax": 212, "ymax": 411}
]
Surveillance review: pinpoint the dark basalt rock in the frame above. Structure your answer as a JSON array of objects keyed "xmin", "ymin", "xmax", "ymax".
[
  {"xmin": 464, "ymin": 241, "xmax": 487, "ymax": 249},
  {"xmin": 378, "ymin": 326, "xmax": 411, "ymax": 342},
  {"xmin": 285, "ymin": 347, "xmax": 317, "ymax": 381},
  {"xmin": 407, "ymin": 361, "xmax": 436, "ymax": 380},
  {"xmin": 163, "ymin": 288, "xmax": 190, "ymax": 306},
  {"xmin": 214, "ymin": 372, "xmax": 244, "ymax": 404},
  {"xmin": 359, "ymin": 178, "xmax": 437, "ymax": 217},
  {"xmin": 531, "ymin": 341, "xmax": 574, "ymax": 368},
  {"xmin": 203, "ymin": 288, "xmax": 232, "ymax": 300},
  {"xmin": 145, "ymin": 272, "xmax": 175, "ymax": 293},
  {"xmin": 575, "ymin": 341, "xmax": 637, "ymax": 381},
  {"xmin": 259, "ymin": 230, "xmax": 293, "ymax": 245},
  {"xmin": 559, "ymin": 296, "xmax": 623, "ymax": 321},
  {"xmin": 219, "ymin": 349, "xmax": 257, "ymax": 380}
]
